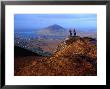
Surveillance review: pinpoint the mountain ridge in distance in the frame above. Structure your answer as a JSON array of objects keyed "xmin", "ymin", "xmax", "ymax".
[
  {"xmin": 45, "ymin": 24, "xmax": 66, "ymax": 30},
  {"xmin": 36, "ymin": 24, "xmax": 96, "ymax": 38},
  {"xmin": 37, "ymin": 24, "xmax": 67, "ymax": 36}
]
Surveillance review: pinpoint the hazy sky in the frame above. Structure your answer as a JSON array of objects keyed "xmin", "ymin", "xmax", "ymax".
[{"xmin": 14, "ymin": 14, "xmax": 97, "ymax": 32}]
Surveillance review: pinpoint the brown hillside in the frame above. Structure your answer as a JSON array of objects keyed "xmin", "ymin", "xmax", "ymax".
[{"xmin": 15, "ymin": 36, "xmax": 97, "ymax": 76}]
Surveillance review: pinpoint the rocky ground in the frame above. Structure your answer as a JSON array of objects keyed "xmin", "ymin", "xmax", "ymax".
[{"xmin": 14, "ymin": 36, "xmax": 97, "ymax": 76}]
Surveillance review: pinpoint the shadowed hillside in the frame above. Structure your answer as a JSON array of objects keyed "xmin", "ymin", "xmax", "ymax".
[
  {"xmin": 14, "ymin": 46, "xmax": 40, "ymax": 57},
  {"xmin": 14, "ymin": 36, "xmax": 97, "ymax": 76}
]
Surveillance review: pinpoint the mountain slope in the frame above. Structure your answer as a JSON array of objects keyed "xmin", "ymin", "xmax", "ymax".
[
  {"xmin": 38, "ymin": 24, "xmax": 67, "ymax": 36},
  {"xmin": 15, "ymin": 36, "xmax": 97, "ymax": 76},
  {"xmin": 44, "ymin": 36, "xmax": 97, "ymax": 75}
]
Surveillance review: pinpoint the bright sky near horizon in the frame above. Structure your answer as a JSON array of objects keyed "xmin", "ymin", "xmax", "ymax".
[{"xmin": 14, "ymin": 14, "xmax": 97, "ymax": 32}]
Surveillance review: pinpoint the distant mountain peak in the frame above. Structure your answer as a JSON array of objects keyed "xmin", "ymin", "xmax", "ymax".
[
  {"xmin": 52, "ymin": 24, "xmax": 60, "ymax": 26},
  {"xmin": 38, "ymin": 24, "xmax": 67, "ymax": 36},
  {"xmin": 46, "ymin": 24, "xmax": 65, "ymax": 30},
  {"xmin": 51, "ymin": 24, "xmax": 62, "ymax": 27}
]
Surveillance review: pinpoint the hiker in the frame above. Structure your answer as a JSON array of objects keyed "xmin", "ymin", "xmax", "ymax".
[
  {"xmin": 69, "ymin": 29, "xmax": 72, "ymax": 37},
  {"xmin": 73, "ymin": 29, "xmax": 76, "ymax": 36}
]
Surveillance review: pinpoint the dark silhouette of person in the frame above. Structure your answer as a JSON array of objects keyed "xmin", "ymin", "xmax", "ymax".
[
  {"xmin": 73, "ymin": 29, "xmax": 76, "ymax": 36},
  {"xmin": 69, "ymin": 29, "xmax": 72, "ymax": 37}
]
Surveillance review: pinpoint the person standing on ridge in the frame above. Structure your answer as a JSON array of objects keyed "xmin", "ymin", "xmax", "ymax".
[
  {"xmin": 69, "ymin": 29, "xmax": 72, "ymax": 37},
  {"xmin": 73, "ymin": 29, "xmax": 76, "ymax": 36}
]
